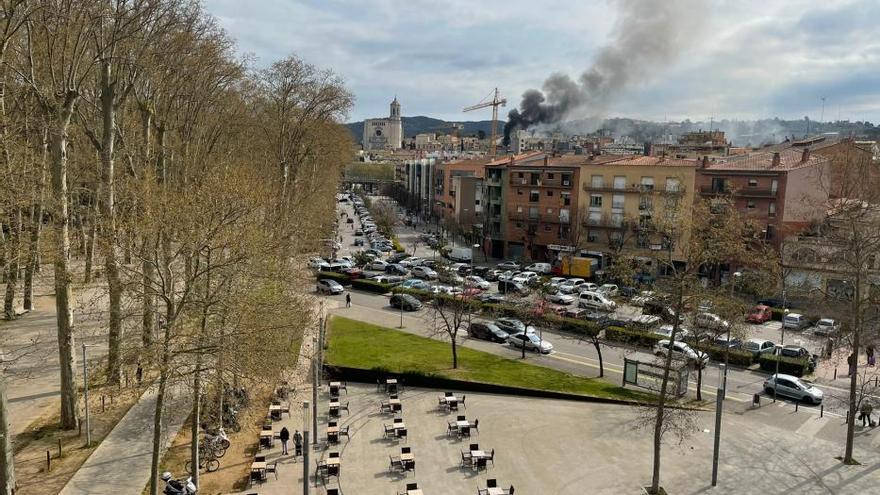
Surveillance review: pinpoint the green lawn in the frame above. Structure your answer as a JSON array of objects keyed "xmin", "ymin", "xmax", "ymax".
[{"xmin": 327, "ymin": 316, "xmax": 654, "ymax": 402}]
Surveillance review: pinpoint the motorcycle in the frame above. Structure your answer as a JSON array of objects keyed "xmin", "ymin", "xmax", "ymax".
[{"xmin": 162, "ymin": 472, "xmax": 197, "ymax": 495}]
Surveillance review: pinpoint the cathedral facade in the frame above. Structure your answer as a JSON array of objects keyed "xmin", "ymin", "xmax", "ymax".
[{"xmin": 362, "ymin": 97, "xmax": 403, "ymax": 150}]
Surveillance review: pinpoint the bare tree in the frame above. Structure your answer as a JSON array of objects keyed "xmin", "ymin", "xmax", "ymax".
[{"xmin": 424, "ymin": 292, "xmax": 477, "ymax": 369}]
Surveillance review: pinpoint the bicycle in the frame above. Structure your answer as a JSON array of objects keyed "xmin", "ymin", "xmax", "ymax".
[{"xmin": 185, "ymin": 453, "xmax": 220, "ymax": 474}]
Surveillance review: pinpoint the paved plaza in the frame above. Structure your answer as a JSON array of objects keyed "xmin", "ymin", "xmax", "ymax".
[{"xmin": 233, "ymin": 382, "xmax": 880, "ymax": 495}]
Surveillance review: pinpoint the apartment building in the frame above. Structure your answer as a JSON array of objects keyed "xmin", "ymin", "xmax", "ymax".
[
  {"xmin": 432, "ymin": 158, "xmax": 490, "ymax": 230},
  {"xmin": 696, "ymin": 148, "xmax": 830, "ymax": 247},
  {"xmin": 484, "ymin": 152, "xmax": 581, "ymax": 260},
  {"xmin": 578, "ymin": 155, "xmax": 698, "ymax": 262}
]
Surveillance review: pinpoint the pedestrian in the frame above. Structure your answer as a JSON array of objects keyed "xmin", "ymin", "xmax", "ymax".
[
  {"xmin": 867, "ymin": 345, "xmax": 875, "ymax": 366},
  {"xmin": 860, "ymin": 401, "xmax": 874, "ymax": 427},
  {"xmin": 293, "ymin": 429, "xmax": 303, "ymax": 457},
  {"xmin": 279, "ymin": 426, "xmax": 290, "ymax": 455},
  {"xmin": 848, "ymin": 353, "xmax": 856, "ymax": 376},
  {"xmin": 135, "ymin": 362, "xmax": 143, "ymax": 385},
  {"xmin": 345, "ymin": 293, "xmax": 351, "ymax": 308}
]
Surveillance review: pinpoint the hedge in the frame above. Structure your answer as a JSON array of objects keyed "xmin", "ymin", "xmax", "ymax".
[
  {"xmin": 391, "ymin": 287, "xmax": 434, "ymax": 301},
  {"xmin": 479, "ymin": 303, "xmax": 521, "ymax": 318},
  {"xmin": 351, "ymin": 279, "xmax": 392, "ymax": 294},
  {"xmin": 316, "ymin": 271, "xmax": 351, "ymax": 286},
  {"xmin": 604, "ymin": 326, "xmax": 665, "ymax": 348},
  {"xmin": 392, "ymin": 236, "xmax": 405, "ymax": 253},
  {"xmin": 758, "ymin": 354, "xmax": 811, "ymax": 377},
  {"xmin": 693, "ymin": 344, "xmax": 755, "ymax": 367}
]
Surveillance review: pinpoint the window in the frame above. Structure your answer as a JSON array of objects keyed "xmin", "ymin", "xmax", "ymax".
[
  {"xmin": 561, "ymin": 192, "xmax": 571, "ymax": 206},
  {"xmin": 588, "ymin": 211, "xmax": 601, "ymax": 226},
  {"xmin": 528, "ymin": 206, "xmax": 539, "ymax": 219},
  {"xmin": 530, "ymin": 173, "xmax": 540, "ymax": 185},
  {"xmin": 546, "ymin": 208, "xmax": 553, "ymax": 214},
  {"xmin": 665, "ymin": 178, "xmax": 680, "ymax": 192},
  {"xmin": 639, "ymin": 197, "xmax": 653, "ymax": 211},
  {"xmin": 559, "ymin": 208, "xmax": 570, "ymax": 223},
  {"xmin": 561, "ymin": 174, "xmax": 571, "ymax": 186},
  {"xmin": 475, "ymin": 199, "xmax": 481, "ymax": 206},
  {"xmin": 544, "ymin": 225, "xmax": 552, "ymax": 232},
  {"xmin": 591, "ymin": 175, "xmax": 604, "ymax": 188},
  {"xmin": 612, "ymin": 194, "xmax": 625, "ymax": 209},
  {"xmin": 747, "ymin": 200, "xmax": 756, "ymax": 209},
  {"xmin": 613, "ymin": 176, "xmax": 626, "ymax": 190},
  {"xmin": 517, "ymin": 172, "xmax": 524, "ymax": 178},
  {"xmin": 590, "ymin": 194, "xmax": 603, "ymax": 207},
  {"xmin": 529, "ymin": 190, "xmax": 539, "ymax": 202},
  {"xmin": 547, "ymin": 173, "xmax": 555, "ymax": 179},
  {"xmin": 748, "ymin": 178, "xmax": 758, "ymax": 187},
  {"xmin": 517, "ymin": 189, "xmax": 523, "ymax": 196},
  {"xmin": 546, "ymin": 190, "xmax": 553, "ymax": 197},
  {"xmin": 771, "ymin": 179, "xmax": 778, "ymax": 193},
  {"xmin": 611, "ymin": 212, "xmax": 623, "ymax": 227},
  {"xmin": 587, "ymin": 230, "xmax": 599, "ymax": 242},
  {"xmin": 640, "ymin": 177, "xmax": 654, "ymax": 191},
  {"xmin": 769, "ymin": 202, "xmax": 776, "ymax": 216},
  {"xmin": 711, "ymin": 178, "xmax": 728, "ymax": 193},
  {"xmin": 515, "ymin": 222, "xmax": 522, "ymax": 228},
  {"xmin": 516, "ymin": 206, "xmax": 523, "ymax": 213}
]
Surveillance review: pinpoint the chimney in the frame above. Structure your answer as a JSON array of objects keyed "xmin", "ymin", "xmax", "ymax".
[
  {"xmin": 801, "ymin": 147, "xmax": 811, "ymax": 163},
  {"xmin": 772, "ymin": 152, "xmax": 781, "ymax": 168},
  {"xmin": 701, "ymin": 155, "xmax": 709, "ymax": 169}
]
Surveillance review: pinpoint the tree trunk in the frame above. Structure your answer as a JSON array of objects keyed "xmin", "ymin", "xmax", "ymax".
[
  {"xmin": 149, "ymin": 334, "xmax": 170, "ymax": 495},
  {"xmin": 142, "ymin": 242, "xmax": 156, "ymax": 346},
  {"xmin": 696, "ymin": 363, "xmax": 703, "ymax": 401},
  {"xmin": 3, "ymin": 208, "xmax": 21, "ymax": 320},
  {"xmin": 0, "ymin": 365, "xmax": 15, "ymax": 495},
  {"xmin": 49, "ymin": 109, "xmax": 79, "ymax": 430},
  {"xmin": 650, "ymin": 283, "xmax": 683, "ymax": 493},
  {"xmin": 190, "ymin": 365, "xmax": 201, "ymax": 489},
  {"xmin": 83, "ymin": 213, "xmax": 96, "ymax": 283},
  {"xmin": 843, "ymin": 275, "xmax": 862, "ymax": 464},
  {"xmin": 451, "ymin": 339, "xmax": 458, "ymax": 369},
  {"xmin": 592, "ymin": 337, "xmax": 604, "ymax": 378}
]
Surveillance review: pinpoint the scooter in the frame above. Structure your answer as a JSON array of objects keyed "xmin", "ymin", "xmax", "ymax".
[
  {"xmin": 204, "ymin": 427, "xmax": 230, "ymax": 450},
  {"xmin": 162, "ymin": 472, "xmax": 197, "ymax": 495}
]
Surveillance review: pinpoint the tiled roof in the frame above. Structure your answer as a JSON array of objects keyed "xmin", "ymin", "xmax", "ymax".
[
  {"xmin": 593, "ymin": 155, "xmax": 697, "ymax": 167},
  {"xmin": 704, "ymin": 149, "xmax": 828, "ymax": 171}
]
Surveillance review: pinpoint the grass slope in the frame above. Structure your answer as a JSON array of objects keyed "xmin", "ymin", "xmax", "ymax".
[{"xmin": 328, "ymin": 316, "xmax": 652, "ymax": 402}]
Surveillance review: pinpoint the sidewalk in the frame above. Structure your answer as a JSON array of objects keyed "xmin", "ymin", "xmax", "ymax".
[{"xmin": 59, "ymin": 381, "xmax": 191, "ymax": 495}]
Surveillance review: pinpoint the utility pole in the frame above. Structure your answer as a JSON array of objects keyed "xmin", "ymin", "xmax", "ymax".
[
  {"xmin": 774, "ymin": 291, "xmax": 789, "ymax": 402},
  {"xmin": 82, "ymin": 343, "xmax": 92, "ymax": 447},
  {"xmin": 311, "ymin": 338, "xmax": 318, "ymax": 439},
  {"xmin": 302, "ymin": 401, "xmax": 310, "ymax": 495}
]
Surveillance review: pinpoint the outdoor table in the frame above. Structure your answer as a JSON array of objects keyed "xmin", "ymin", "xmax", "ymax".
[
  {"xmin": 269, "ymin": 404, "xmax": 282, "ymax": 419},
  {"xmin": 487, "ymin": 488, "xmax": 505, "ymax": 495},
  {"xmin": 440, "ymin": 395, "xmax": 457, "ymax": 403},
  {"xmin": 400, "ymin": 452, "xmax": 414, "ymax": 461},
  {"xmin": 456, "ymin": 420, "xmax": 469, "ymax": 429},
  {"xmin": 407, "ymin": 490, "xmax": 424, "ymax": 495},
  {"xmin": 329, "ymin": 381, "xmax": 342, "ymax": 387},
  {"xmin": 470, "ymin": 450, "xmax": 486, "ymax": 459},
  {"xmin": 250, "ymin": 461, "xmax": 267, "ymax": 481},
  {"xmin": 259, "ymin": 430, "xmax": 273, "ymax": 447},
  {"xmin": 327, "ymin": 425, "xmax": 340, "ymax": 434},
  {"xmin": 393, "ymin": 422, "xmax": 406, "ymax": 430},
  {"xmin": 325, "ymin": 456, "xmax": 341, "ymax": 466},
  {"xmin": 329, "ymin": 400, "xmax": 340, "ymax": 408},
  {"xmin": 386, "ymin": 379, "xmax": 398, "ymax": 385}
]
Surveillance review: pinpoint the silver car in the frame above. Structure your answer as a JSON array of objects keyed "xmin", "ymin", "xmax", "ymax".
[
  {"xmin": 316, "ymin": 279, "xmax": 344, "ymax": 295},
  {"xmin": 764, "ymin": 374, "xmax": 823, "ymax": 404},
  {"xmin": 507, "ymin": 332, "xmax": 553, "ymax": 353}
]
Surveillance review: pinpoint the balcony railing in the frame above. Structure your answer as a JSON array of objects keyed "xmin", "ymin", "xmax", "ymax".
[
  {"xmin": 583, "ymin": 184, "xmax": 682, "ymax": 194},
  {"xmin": 509, "ymin": 212, "xmax": 569, "ymax": 224},
  {"xmin": 700, "ymin": 186, "xmax": 776, "ymax": 198}
]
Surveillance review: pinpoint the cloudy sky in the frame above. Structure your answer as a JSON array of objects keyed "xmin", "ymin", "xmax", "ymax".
[{"xmin": 205, "ymin": 0, "xmax": 880, "ymax": 124}]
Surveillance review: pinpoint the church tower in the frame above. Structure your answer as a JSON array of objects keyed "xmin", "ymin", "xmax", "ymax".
[
  {"xmin": 388, "ymin": 96, "xmax": 402, "ymax": 149},
  {"xmin": 390, "ymin": 96, "xmax": 401, "ymax": 120}
]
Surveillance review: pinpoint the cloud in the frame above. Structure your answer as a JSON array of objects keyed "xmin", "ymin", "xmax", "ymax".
[{"xmin": 205, "ymin": 0, "xmax": 880, "ymax": 124}]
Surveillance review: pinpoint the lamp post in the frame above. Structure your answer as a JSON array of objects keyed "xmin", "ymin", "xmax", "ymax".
[
  {"xmin": 302, "ymin": 401, "xmax": 310, "ymax": 494},
  {"xmin": 711, "ymin": 270, "xmax": 741, "ymax": 486},
  {"xmin": 722, "ymin": 271, "xmax": 742, "ymax": 394},
  {"xmin": 81, "ymin": 343, "xmax": 97, "ymax": 447},
  {"xmin": 774, "ymin": 296, "xmax": 789, "ymax": 402}
]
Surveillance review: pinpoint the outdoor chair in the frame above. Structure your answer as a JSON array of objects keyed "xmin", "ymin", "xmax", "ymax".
[
  {"xmin": 389, "ymin": 456, "xmax": 404, "ymax": 473},
  {"xmin": 327, "ymin": 432, "xmax": 339, "ymax": 444},
  {"xmin": 341, "ymin": 401, "xmax": 350, "ymax": 413},
  {"xmin": 457, "ymin": 415, "xmax": 466, "ymax": 421},
  {"xmin": 392, "ymin": 402, "xmax": 402, "ymax": 413},
  {"xmin": 488, "ymin": 448, "xmax": 495, "ymax": 465},
  {"xmin": 473, "ymin": 419, "xmax": 479, "ymax": 433},
  {"xmin": 459, "ymin": 426, "xmax": 471, "ymax": 438},
  {"xmin": 396, "ymin": 428, "xmax": 407, "ymax": 442},
  {"xmin": 487, "ymin": 479, "xmax": 497, "ymax": 488},
  {"xmin": 329, "ymin": 407, "xmax": 340, "ymax": 419},
  {"xmin": 460, "ymin": 450, "xmax": 472, "ymax": 467},
  {"xmin": 448, "ymin": 400, "xmax": 459, "ymax": 411},
  {"xmin": 376, "ymin": 379, "xmax": 383, "ymax": 392},
  {"xmin": 404, "ymin": 460, "xmax": 415, "ymax": 473},
  {"xmin": 474, "ymin": 457, "xmax": 487, "ymax": 472},
  {"xmin": 266, "ymin": 461, "xmax": 278, "ymax": 480},
  {"xmin": 326, "ymin": 464, "xmax": 340, "ymax": 479},
  {"xmin": 380, "ymin": 402, "xmax": 392, "ymax": 413},
  {"xmin": 281, "ymin": 403, "xmax": 290, "ymax": 416},
  {"xmin": 478, "ymin": 490, "xmax": 489, "ymax": 495},
  {"xmin": 384, "ymin": 424, "xmax": 396, "ymax": 438},
  {"xmin": 406, "ymin": 482, "xmax": 419, "ymax": 490},
  {"xmin": 447, "ymin": 422, "xmax": 457, "ymax": 436},
  {"xmin": 339, "ymin": 426, "xmax": 350, "ymax": 438}
]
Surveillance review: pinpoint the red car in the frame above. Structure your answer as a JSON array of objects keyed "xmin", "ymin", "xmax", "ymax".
[
  {"xmin": 746, "ymin": 304, "xmax": 773, "ymax": 324},
  {"xmin": 340, "ymin": 267, "xmax": 364, "ymax": 279}
]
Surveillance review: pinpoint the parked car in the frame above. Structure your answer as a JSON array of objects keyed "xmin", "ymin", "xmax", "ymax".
[
  {"xmin": 339, "ymin": 267, "xmax": 364, "ymax": 279},
  {"xmin": 576, "ymin": 282, "xmax": 600, "ymax": 293},
  {"xmin": 778, "ymin": 345, "xmax": 818, "ymax": 372},
  {"xmin": 387, "ymin": 252, "xmax": 411, "ymax": 263},
  {"xmin": 353, "ymin": 238, "xmax": 364, "ymax": 246},
  {"xmin": 369, "ymin": 275, "xmax": 404, "ymax": 285},
  {"xmin": 758, "ymin": 297, "xmax": 795, "ymax": 309},
  {"xmin": 763, "ymin": 373, "xmax": 823, "ymax": 404},
  {"xmin": 547, "ymin": 277, "xmax": 567, "ymax": 290},
  {"xmin": 390, "ymin": 294, "xmax": 422, "ymax": 311},
  {"xmin": 354, "ymin": 229, "xmax": 364, "ymax": 236},
  {"xmin": 812, "ymin": 318, "xmax": 840, "ymax": 336},
  {"xmin": 631, "ymin": 291, "xmax": 656, "ymax": 306},
  {"xmin": 524, "ymin": 262, "xmax": 552, "ymax": 274},
  {"xmin": 694, "ymin": 312, "xmax": 730, "ymax": 331},
  {"xmin": 498, "ymin": 279, "xmax": 529, "ymax": 295},
  {"xmin": 782, "ymin": 313, "xmax": 810, "ymax": 331},
  {"xmin": 308, "ymin": 257, "xmax": 329, "ymax": 270},
  {"xmin": 654, "ymin": 340, "xmax": 709, "ymax": 368},
  {"xmin": 450, "ymin": 262, "xmax": 471, "ymax": 275},
  {"xmin": 512, "ymin": 271, "xmax": 539, "ymax": 285},
  {"xmin": 471, "ymin": 266, "xmax": 490, "ymax": 277},
  {"xmin": 619, "ymin": 286, "xmax": 638, "ymax": 298},
  {"xmin": 400, "ymin": 257, "xmax": 425, "ymax": 267},
  {"xmin": 497, "ymin": 260, "xmax": 522, "ymax": 270},
  {"xmin": 746, "ymin": 304, "xmax": 773, "ymax": 324},
  {"xmin": 597, "ymin": 284, "xmax": 619, "ymax": 297},
  {"xmin": 545, "ymin": 291, "xmax": 575, "ymax": 305},
  {"xmin": 399, "ymin": 279, "xmax": 431, "ymax": 290},
  {"xmin": 316, "ymin": 279, "xmax": 344, "ymax": 295},
  {"xmin": 558, "ymin": 278, "xmax": 587, "ymax": 294},
  {"xmin": 464, "ymin": 275, "xmax": 490, "ymax": 290},
  {"xmin": 713, "ymin": 335, "xmax": 743, "ymax": 349},
  {"xmin": 744, "ymin": 338, "xmax": 776, "ymax": 358},
  {"xmin": 497, "ymin": 270, "xmax": 518, "ymax": 282},
  {"xmin": 630, "ymin": 314, "xmax": 662, "ymax": 332},
  {"xmin": 384, "ymin": 264, "xmax": 408, "ymax": 276},
  {"xmin": 577, "ymin": 291, "xmax": 616, "ymax": 312},
  {"xmin": 411, "ymin": 266, "xmax": 438, "ymax": 279},
  {"xmin": 494, "ymin": 318, "xmax": 534, "ymax": 335},
  {"xmin": 483, "ymin": 269, "xmax": 503, "ymax": 282},
  {"xmin": 507, "ymin": 332, "xmax": 553, "ymax": 353},
  {"xmin": 475, "ymin": 293, "xmax": 506, "ymax": 304},
  {"xmin": 368, "ymin": 260, "xmax": 389, "ymax": 271},
  {"xmin": 468, "ymin": 322, "xmax": 509, "ymax": 343},
  {"xmin": 653, "ymin": 324, "xmax": 691, "ymax": 340}
]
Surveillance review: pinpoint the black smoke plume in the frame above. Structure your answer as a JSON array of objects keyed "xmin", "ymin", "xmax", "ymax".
[{"xmin": 503, "ymin": 0, "xmax": 706, "ymax": 146}]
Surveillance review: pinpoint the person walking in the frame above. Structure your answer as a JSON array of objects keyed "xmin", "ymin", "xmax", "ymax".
[
  {"xmin": 859, "ymin": 401, "xmax": 874, "ymax": 427},
  {"xmin": 279, "ymin": 426, "xmax": 290, "ymax": 455},
  {"xmin": 345, "ymin": 293, "xmax": 351, "ymax": 308},
  {"xmin": 293, "ymin": 429, "xmax": 303, "ymax": 457},
  {"xmin": 867, "ymin": 345, "xmax": 875, "ymax": 366},
  {"xmin": 848, "ymin": 353, "xmax": 856, "ymax": 376}
]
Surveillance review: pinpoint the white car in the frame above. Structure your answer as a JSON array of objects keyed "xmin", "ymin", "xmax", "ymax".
[
  {"xmin": 411, "ymin": 266, "xmax": 438, "ymax": 279},
  {"xmin": 813, "ymin": 318, "xmax": 840, "ymax": 336},
  {"xmin": 368, "ymin": 260, "xmax": 389, "ymax": 271},
  {"xmin": 308, "ymin": 257, "xmax": 329, "ymax": 270},
  {"xmin": 577, "ymin": 282, "xmax": 600, "ymax": 293},
  {"xmin": 512, "ymin": 271, "xmax": 539, "ymax": 285},
  {"xmin": 498, "ymin": 270, "xmax": 518, "ymax": 282},
  {"xmin": 654, "ymin": 339, "xmax": 708, "ymax": 367},
  {"xmin": 508, "ymin": 332, "xmax": 553, "ymax": 353},
  {"xmin": 694, "ymin": 312, "xmax": 730, "ymax": 331},
  {"xmin": 558, "ymin": 278, "xmax": 586, "ymax": 294},
  {"xmin": 464, "ymin": 276, "xmax": 490, "ymax": 290},
  {"xmin": 598, "ymin": 284, "xmax": 619, "ymax": 297},
  {"xmin": 763, "ymin": 374, "xmax": 823, "ymax": 404},
  {"xmin": 544, "ymin": 292, "xmax": 575, "ymax": 305},
  {"xmin": 547, "ymin": 277, "xmax": 567, "ymax": 290},
  {"xmin": 400, "ymin": 257, "xmax": 425, "ymax": 267},
  {"xmin": 631, "ymin": 291, "xmax": 655, "ymax": 306},
  {"xmin": 653, "ymin": 324, "xmax": 691, "ymax": 339},
  {"xmin": 316, "ymin": 279, "xmax": 344, "ymax": 295},
  {"xmin": 578, "ymin": 291, "xmax": 616, "ymax": 312},
  {"xmin": 525, "ymin": 262, "xmax": 552, "ymax": 274}
]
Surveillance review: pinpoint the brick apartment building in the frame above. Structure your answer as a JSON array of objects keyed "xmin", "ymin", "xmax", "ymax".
[
  {"xmin": 484, "ymin": 152, "xmax": 582, "ymax": 260},
  {"xmin": 432, "ymin": 158, "xmax": 491, "ymax": 231},
  {"xmin": 696, "ymin": 148, "xmax": 831, "ymax": 247}
]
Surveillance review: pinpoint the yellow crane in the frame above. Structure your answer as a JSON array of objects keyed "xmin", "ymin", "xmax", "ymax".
[{"xmin": 463, "ymin": 88, "xmax": 506, "ymax": 158}]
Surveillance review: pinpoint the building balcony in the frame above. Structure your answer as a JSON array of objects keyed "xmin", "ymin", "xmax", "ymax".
[
  {"xmin": 700, "ymin": 186, "xmax": 776, "ymax": 198},
  {"xmin": 508, "ymin": 212, "xmax": 569, "ymax": 224},
  {"xmin": 583, "ymin": 184, "xmax": 683, "ymax": 194}
]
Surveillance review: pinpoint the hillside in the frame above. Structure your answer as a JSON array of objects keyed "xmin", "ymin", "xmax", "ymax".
[{"xmin": 346, "ymin": 116, "xmax": 503, "ymax": 143}]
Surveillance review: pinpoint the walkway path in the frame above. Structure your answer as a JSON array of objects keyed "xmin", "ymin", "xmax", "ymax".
[{"xmin": 59, "ymin": 381, "xmax": 191, "ymax": 495}]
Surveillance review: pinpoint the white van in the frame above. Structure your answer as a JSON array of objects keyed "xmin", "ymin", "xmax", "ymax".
[
  {"xmin": 448, "ymin": 247, "xmax": 473, "ymax": 262},
  {"xmin": 577, "ymin": 291, "xmax": 616, "ymax": 312}
]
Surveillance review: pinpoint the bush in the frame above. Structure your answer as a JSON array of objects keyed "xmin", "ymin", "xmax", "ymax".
[
  {"xmin": 758, "ymin": 354, "xmax": 810, "ymax": 377},
  {"xmin": 604, "ymin": 326, "xmax": 665, "ymax": 348},
  {"xmin": 392, "ymin": 236, "xmax": 405, "ymax": 253},
  {"xmin": 391, "ymin": 287, "xmax": 434, "ymax": 301},
  {"xmin": 541, "ymin": 314, "xmax": 601, "ymax": 337},
  {"xmin": 479, "ymin": 303, "xmax": 521, "ymax": 318},
  {"xmin": 693, "ymin": 345, "xmax": 755, "ymax": 366},
  {"xmin": 316, "ymin": 271, "xmax": 351, "ymax": 286},
  {"xmin": 351, "ymin": 279, "xmax": 392, "ymax": 294}
]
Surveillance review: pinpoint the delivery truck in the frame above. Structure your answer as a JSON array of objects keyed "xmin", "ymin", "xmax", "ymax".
[{"xmin": 553, "ymin": 255, "xmax": 598, "ymax": 278}]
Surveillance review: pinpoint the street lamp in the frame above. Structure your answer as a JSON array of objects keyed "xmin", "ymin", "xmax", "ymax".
[
  {"xmin": 723, "ymin": 271, "xmax": 742, "ymax": 393},
  {"xmin": 302, "ymin": 401, "xmax": 310, "ymax": 494},
  {"xmin": 774, "ymin": 300, "xmax": 790, "ymax": 403},
  {"xmin": 81, "ymin": 343, "xmax": 98, "ymax": 447},
  {"xmin": 712, "ymin": 270, "xmax": 741, "ymax": 486}
]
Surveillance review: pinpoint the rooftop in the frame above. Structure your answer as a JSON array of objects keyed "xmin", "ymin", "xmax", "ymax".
[{"xmin": 703, "ymin": 148, "xmax": 828, "ymax": 172}]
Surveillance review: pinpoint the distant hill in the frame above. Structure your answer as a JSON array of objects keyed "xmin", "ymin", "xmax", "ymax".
[{"xmin": 346, "ymin": 116, "xmax": 503, "ymax": 144}]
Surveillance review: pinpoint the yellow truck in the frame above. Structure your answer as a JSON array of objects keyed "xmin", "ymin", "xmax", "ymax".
[{"xmin": 555, "ymin": 256, "xmax": 597, "ymax": 278}]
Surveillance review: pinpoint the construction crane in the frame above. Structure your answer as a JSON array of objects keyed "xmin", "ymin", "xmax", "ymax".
[{"xmin": 463, "ymin": 88, "xmax": 506, "ymax": 158}]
